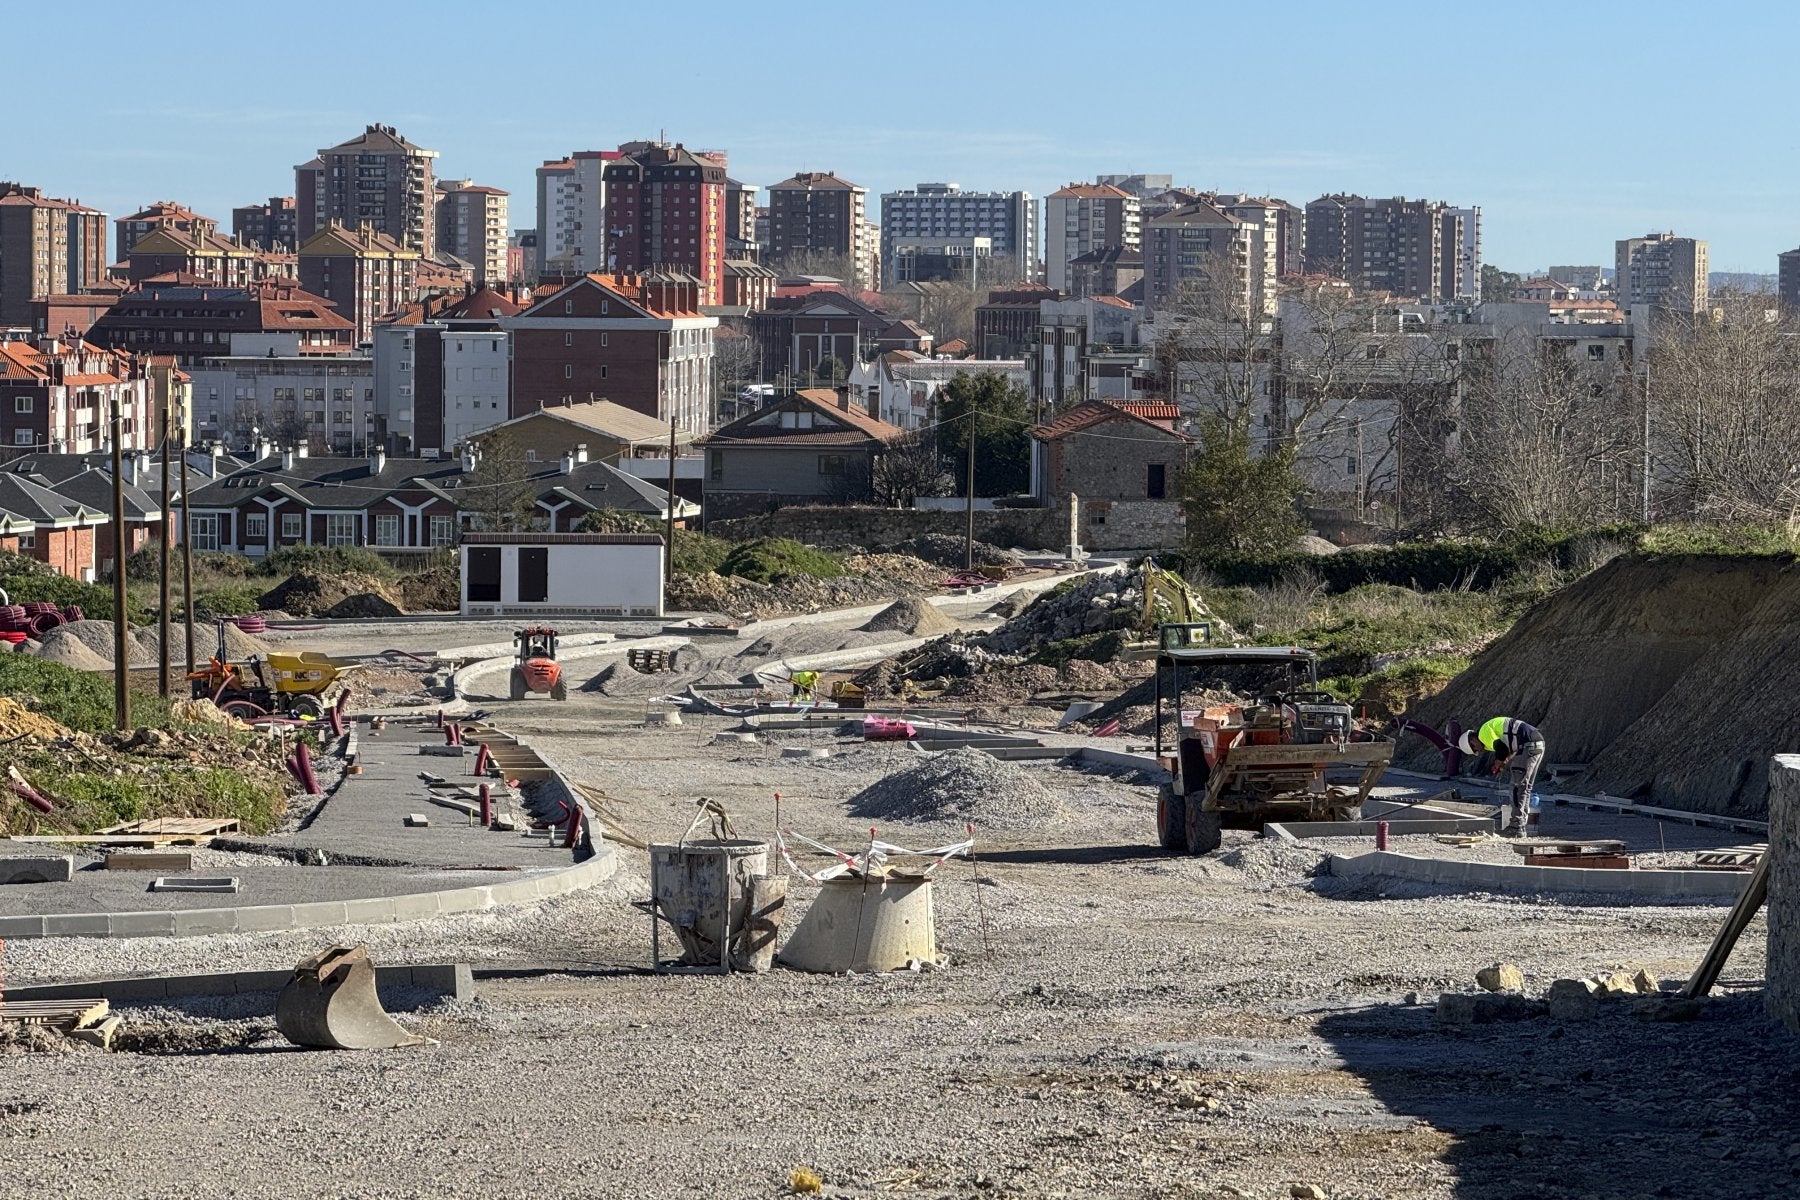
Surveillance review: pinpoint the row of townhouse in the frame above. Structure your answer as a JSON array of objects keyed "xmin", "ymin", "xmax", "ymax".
[{"xmin": 182, "ymin": 445, "xmax": 693, "ymax": 559}]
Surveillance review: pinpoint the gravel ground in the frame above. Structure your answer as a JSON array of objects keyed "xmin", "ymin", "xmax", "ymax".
[{"xmin": 0, "ymin": 630, "xmax": 1787, "ymax": 1200}]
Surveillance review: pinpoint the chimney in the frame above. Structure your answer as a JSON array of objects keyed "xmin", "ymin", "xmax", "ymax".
[
  {"xmin": 132, "ymin": 451, "xmax": 150, "ymax": 483},
  {"xmin": 560, "ymin": 448, "xmax": 577, "ymax": 476},
  {"xmin": 281, "ymin": 447, "xmax": 295, "ymax": 470},
  {"xmin": 461, "ymin": 443, "xmax": 478, "ymax": 473},
  {"xmin": 257, "ymin": 436, "xmax": 274, "ymax": 460},
  {"xmin": 837, "ymin": 388, "xmax": 853, "ymax": 412},
  {"xmin": 575, "ymin": 442, "xmax": 589, "ymax": 464},
  {"xmin": 297, "ymin": 444, "xmax": 308, "ymax": 459},
  {"xmin": 369, "ymin": 447, "xmax": 386, "ymax": 475}
]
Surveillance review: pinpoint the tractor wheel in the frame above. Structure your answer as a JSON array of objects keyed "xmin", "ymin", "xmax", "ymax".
[
  {"xmin": 550, "ymin": 677, "xmax": 567, "ymax": 702},
  {"xmin": 220, "ymin": 700, "xmax": 266, "ymax": 723},
  {"xmin": 290, "ymin": 695, "xmax": 325, "ymax": 721},
  {"xmin": 509, "ymin": 668, "xmax": 526, "ymax": 702},
  {"xmin": 1185, "ymin": 799, "xmax": 1223, "ymax": 856},
  {"xmin": 1155, "ymin": 784, "xmax": 1186, "ymax": 852}
]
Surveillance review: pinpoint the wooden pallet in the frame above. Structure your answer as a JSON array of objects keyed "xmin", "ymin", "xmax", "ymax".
[
  {"xmin": 95, "ymin": 817, "xmax": 240, "ymax": 837},
  {"xmin": 0, "ymin": 999, "xmax": 108, "ymax": 1029},
  {"xmin": 1509, "ymin": 838, "xmax": 1625, "ymax": 857}
]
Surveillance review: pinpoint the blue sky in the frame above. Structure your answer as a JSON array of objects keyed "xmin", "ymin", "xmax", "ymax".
[{"xmin": 15, "ymin": 0, "xmax": 1795, "ymax": 272}]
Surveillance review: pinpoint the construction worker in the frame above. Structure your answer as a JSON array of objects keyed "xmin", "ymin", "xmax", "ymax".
[
  {"xmin": 790, "ymin": 670, "xmax": 819, "ymax": 702},
  {"xmin": 1459, "ymin": 717, "xmax": 1545, "ymax": 838}
]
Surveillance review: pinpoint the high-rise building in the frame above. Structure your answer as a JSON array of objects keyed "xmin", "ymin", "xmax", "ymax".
[
  {"xmin": 535, "ymin": 150, "xmax": 616, "ymax": 279},
  {"xmin": 879, "ymin": 183, "xmax": 1037, "ymax": 286},
  {"xmin": 766, "ymin": 172, "xmax": 870, "ymax": 282},
  {"xmin": 434, "ymin": 181, "xmax": 509, "ymax": 285},
  {"xmin": 0, "ymin": 183, "xmax": 107, "ymax": 327},
  {"xmin": 1615, "ymin": 232, "xmax": 1708, "ymax": 314},
  {"xmin": 297, "ymin": 221, "xmax": 422, "ymax": 343},
  {"xmin": 1780, "ymin": 248, "xmax": 1800, "ymax": 313},
  {"xmin": 724, "ymin": 178, "xmax": 759, "ymax": 259},
  {"xmin": 233, "ymin": 197, "xmax": 300, "ymax": 252},
  {"xmin": 1095, "ymin": 174, "xmax": 1174, "ymax": 198},
  {"xmin": 1203, "ymin": 194, "xmax": 1304, "ymax": 281},
  {"xmin": 1045, "ymin": 183, "xmax": 1140, "ymax": 293},
  {"xmin": 116, "ymin": 201, "xmax": 215, "ymax": 262},
  {"xmin": 1302, "ymin": 195, "xmax": 1480, "ymax": 302},
  {"xmin": 296, "ymin": 124, "xmax": 439, "ymax": 254},
  {"xmin": 1143, "ymin": 201, "xmax": 1275, "ymax": 317},
  {"xmin": 601, "ymin": 142, "xmax": 729, "ymax": 306}
]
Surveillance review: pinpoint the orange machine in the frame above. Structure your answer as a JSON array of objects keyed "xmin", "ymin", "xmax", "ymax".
[
  {"xmin": 510, "ymin": 627, "xmax": 567, "ymax": 701},
  {"xmin": 1152, "ymin": 642, "xmax": 1391, "ymax": 855}
]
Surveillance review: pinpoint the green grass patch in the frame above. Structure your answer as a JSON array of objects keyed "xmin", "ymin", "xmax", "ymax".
[
  {"xmin": 717, "ymin": 537, "xmax": 845, "ymax": 584},
  {"xmin": 1637, "ymin": 523, "xmax": 1800, "ymax": 557},
  {"xmin": 7, "ymin": 752, "xmax": 286, "ymax": 835},
  {"xmin": 1323, "ymin": 654, "xmax": 1471, "ymax": 708},
  {"xmin": 0, "ymin": 574, "xmax": 150, "ymax": 624},
  {"xmin": 191, "ymin": 584, "xmax": 265, "ymax": 618},
  {"xmin": 0, "ymin": 655, "xmax": 171, "ymax": 733}
]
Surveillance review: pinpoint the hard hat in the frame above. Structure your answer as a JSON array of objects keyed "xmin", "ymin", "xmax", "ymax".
[{"xmin": 1457, "ymin": 731, "xmax": 1479, "ymax": 755}]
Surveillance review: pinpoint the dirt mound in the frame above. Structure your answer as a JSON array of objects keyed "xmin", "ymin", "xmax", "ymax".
[
  {"xmin": 1403, "ymin": 555, "xmax": 1798, "ymax": 817},
  {"xmin": 32, "ymin": 625, "xmax": 112, "ymax": 670},
  {"xmin": 398, "ymin": 567, "xmax": 458, "ymax": 613},
  {"xmin": 583, "ymin": 648, "xmax": 710, "ymax": 697},
  {"xmin": 863, "ymin": 598, "xmax": 955, "ymax": 636},
  {"xmin": 846, "ymin": 747, "xmax": 1066, "ymax": 831},
  {"xmin": 0, "ymin": 696, "xmax": 71, "ymax": 740},
  {"xmin": 259, "ymin": 571, "xmax": 398, "ymax": 618},
  {"xmin": 325, "ymin": 592, "xmax": 404, "ymax": 619}
]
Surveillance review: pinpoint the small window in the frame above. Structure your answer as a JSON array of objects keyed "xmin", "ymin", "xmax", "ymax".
[
  {"xmin": 600, "ymin": 365, "xmax": 607, "ymax": 379},
  {"xmin": 1147, "ymin": 463, "xmax": 1166, "ymax": 499},
  {"xmin": 564, "ymin": 364, "xmax": 573, "ymax": 379},
  {"xmin": 13, "ymin": 430, "xmax": 30, "ymax": 445},
  {"xmin": 564, "ymin": 299, "xmax": 573, "ymax": 314},
  {"xmin": 818, "ymin": 455, "xmax": 847, "ymax": 477},
  {"xmin": 15, "ymin": 531, "xmax": 34, "ymax": 549},
  {"xmin": 564, "ymin": 332, "xmax": 573, "ymax": 346},
  {"xmin": 601, "ymin": 332, "xmax": 608, "ymax": 347},
  {"xmin": 281, "ymin": 513, "xmax": 302, "ymax": 538},
  {"xmin": 1587, "ymin": 344, "xmax": 1605, "ymax": 360},
  {"xmin": 13, "ymin": 396, "xmax": 31, "ymax": 413},
  {"xmin": 244, "ymin": 513, "xmax": 267, "ymax": 541}
]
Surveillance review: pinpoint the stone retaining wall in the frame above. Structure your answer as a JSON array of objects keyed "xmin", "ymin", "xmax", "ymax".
[
  {"xmin": 708, "ymin": 496, "xmax": 1184, "ymax": 553},
  {"xmin": 1768, "ymin": 755, "xmax": 1800, "ymax": 1031}
]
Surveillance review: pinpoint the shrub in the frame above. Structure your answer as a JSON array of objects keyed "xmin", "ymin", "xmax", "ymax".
[
  {"xmin": 261, "ymin": 544, "xmax": 397, "ymax": 580},
  {"xmin": 0, "ymin": 549, "xmax": 56, "ymax": 580},
  {"xmin": 1638, "ymin": 523, "xmax": 1800, "ymax": 557},
  {"xmin": 717, "ymin": 537, "xmax": 844, "ymax": 583},
  {"xmin": 0, "ymin": 574, "xmax": 149, "ymax": 624},
  {"xmin": 673, "ymin": 530, "xmax": 730, "ymax": 577},
  {"xmin": 191, "ymin": 584, "xmax": 265, "ymax": 618},
  {"xmin": 0, "ymin": 655, "xmax": 171, "ymax": 734},
  {"xmin": 578, "ymin": 509, "xmax": 659, "ymax": 534}
]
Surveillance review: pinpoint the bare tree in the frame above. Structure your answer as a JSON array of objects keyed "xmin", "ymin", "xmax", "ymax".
[
  {"xmin": 1649, "ymin": 294, "xmax": 1800, "ymax": 524},
  {"xmin": 770, "ymin": 248, "xmax": 866, "ymax": 294},
  {"xmin": 869, "ymin": 431, "xmax": 952, "ymax": 507}
]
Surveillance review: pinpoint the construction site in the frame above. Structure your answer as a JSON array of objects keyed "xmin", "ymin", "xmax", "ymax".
[{"xmin": 0, "ymin": 542, "xmax": 1794, "ymax": 1200}]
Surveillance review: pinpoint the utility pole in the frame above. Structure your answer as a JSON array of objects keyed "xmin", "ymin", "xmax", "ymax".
[
  {"xmin": 158, "ymin": 390, "xmax": 171, "ymax": 697},
  {"xmin": 178, "ymin": 403, "xmax": 194, "ymax": 673},
  {"xmin": 665, "ymin": 418, "xmax": 678, "ymax": 582},
  {"xmin": 1641, "ymin": 346, "xmax": 1652, "ymax": 523},
  {"xmin": 964, "ymin": 410, "xmax": 977, "ymax": 573},
  {"xmin": 109, "ymin": 399, "xmax": 130, "ymax": 731}
]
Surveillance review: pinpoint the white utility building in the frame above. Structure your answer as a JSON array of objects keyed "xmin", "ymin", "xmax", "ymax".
[{"xmin": 460, "ymin": 532, "xmax": 664, "ymax": 617}]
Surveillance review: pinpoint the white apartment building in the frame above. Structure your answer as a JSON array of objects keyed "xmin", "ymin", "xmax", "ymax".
[
  {"xmin": 535, "ymin": 151, "xmax": 610, "ymax": 278},
  {"xmin": 1045, "ymin": 184, "xmax": 1140, "ymax": 293},
  {"xmin": 847, "ymin": 356, "xmax": 1028, "ymax": 431},
  {"xmin": 188, "ymin": 344, "xmax": 375, "ymax": 454},
  {"xmin": 435, "ymin": 182, "xmax": 510, "ymax": 285},
  {"xmin": 879, "ymin": 183, "xmax": 1038, "ymax": 286}
]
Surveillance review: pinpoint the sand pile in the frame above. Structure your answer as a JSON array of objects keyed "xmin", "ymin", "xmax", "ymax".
[
  {"xmin": 34, "ymin": 622, "xmax": 120, "ymax": 669},
  {"xmin": 847, "ymin": 747, "xmax": 1066, "ymax": 831},
  {"xmin": 863, "ymin": 598, "xmax": 955, "ymax": 636},
  {"xmin": 0, "ymin": 696, "xmax": 71, "ymax": 741},
  {"xmin": 33, "ymin": 619, "xmax": 267, "ymax": 669},
  {"xmin": 1403, "ymin": 554, "xmax": 1800, "ymax": 817}
]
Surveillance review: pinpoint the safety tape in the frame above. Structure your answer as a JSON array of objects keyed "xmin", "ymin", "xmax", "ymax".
[{"xmin": 775, "ymin": 829, "xmax": 974, "ymax": 882}]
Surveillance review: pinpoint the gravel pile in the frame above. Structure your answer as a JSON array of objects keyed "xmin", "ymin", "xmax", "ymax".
[
  {"xmin": 883, "ymin": 534, "xmax": 1021, "ymax": 570},
  {"xmin": 862, "ymin": 597, "xmax": 955, "ymax": 636},
  {"xmin": 32, "ymin": 625, "xmax": 111, "ymax": 669},
  {"xmin": 31, "ymin": 620, "xmax": 268, "ymax": 668},
  {"xmin": 847, "ymin": 747, "xmax": 1067, "ymax": 830}
]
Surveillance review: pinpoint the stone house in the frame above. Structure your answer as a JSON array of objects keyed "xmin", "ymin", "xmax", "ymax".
[{"xmin": 1031, "ymin": 399, "xmax": 1190, "ymax": 551}]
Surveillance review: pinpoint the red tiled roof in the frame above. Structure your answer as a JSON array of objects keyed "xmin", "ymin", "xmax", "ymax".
[
  {"xmin": 437, "ymin": 286, "xmax": 525, "ymax": 319},
  {"xmin": 1093, "ymin": 295, "xmax": 1135, "ymax": 309},
  {"xmin": 1049, "ymin": 183, "xmax": 1134, "ymax": 200},
  {"xmin": 701, "ymin": 388, "xmax": 905, "ymax": 448},
  {"xmin": 1033, "ymin": 399, "xmax": 1189, "ymax": 442}
]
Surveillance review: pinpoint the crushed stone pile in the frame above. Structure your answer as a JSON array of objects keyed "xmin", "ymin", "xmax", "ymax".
[
  {"xmin": 1405, "ymin": 554, "xmax": 1800, "ymax": 819},
  {"xmin": 584, "ymin": 648, "xmax": 714, "ymax": 697},
  {"xmin": 32, "ymin": 625, "xmax": 112, "ymax": 670},
  {"xmin": 863, "ymin": 598, "xmax": 955, "ymax": 636},
  {"xmin": 846, "ymin": 747, "xmax": 1067, "ymax": 831},
  {"xmin": 34, "ymin": 620, "xmax": 268, "ymax": 669},
  {"xmin": 259, "ymin": 571, "xmax": 399, "ymax": 618},
  {"xmin": 883, "ymin": 534, "xmax": 1022, "ymax": 570},
  {"xmin": 668, "ymin": 554, "xmax": 943, "ymax": 620}
]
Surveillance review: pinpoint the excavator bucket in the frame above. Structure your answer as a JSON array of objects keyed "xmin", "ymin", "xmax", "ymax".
[{"xmin": 275, "ymin": 945, "xmax": 429, "ymax": 1051}]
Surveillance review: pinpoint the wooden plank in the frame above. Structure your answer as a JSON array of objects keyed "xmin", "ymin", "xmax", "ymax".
[
  {"xmin": 0, "ymin": 999, "xmax": 108, "ymax": 1028},
  {"xmin": 4, "ymin": 835, "xmax": 212, "ymax": 846},
  {"xmin": 95, "ymin": 817, "xmax": 239, "ymax": 836},
  {"xmin": 103, "ymin": 851, "xmax": 194, "ymax": 872},
  {"xmin": 1683, "ymin": 853, "xmax": 1771, "ymax": 999}
]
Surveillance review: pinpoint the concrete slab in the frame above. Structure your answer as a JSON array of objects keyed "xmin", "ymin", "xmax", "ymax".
[
  {"xmin": 0, "ymin": 855, "xmax": 74, "ymax": 884},
  {"xmin": 1330, "ymin": 850, "xmax": 1749, "ymax": 900}
]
